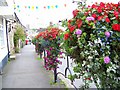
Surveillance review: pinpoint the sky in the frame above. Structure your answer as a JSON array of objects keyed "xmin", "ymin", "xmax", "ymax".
[
  {"xmin": 5, "ymin": 0, "xmax": 120, "ymax": 29},
  {"xmin": 13, "ymin": 0, "xmax": 78, "ymax": 29}
]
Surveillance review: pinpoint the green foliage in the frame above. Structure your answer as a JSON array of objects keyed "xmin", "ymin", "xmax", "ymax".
[
  {"xmin": 16, "ymin": 25, "xmax": 26, "ymax": 41},
  {"xmin": 14, "ymin": 25, "xmax": 26, "ymax": 48},
  {"xmin": 36, "ymin": 57, "xmax": 42, "ymax": 61},
  {"xmin": 32, "ymin": 37, "xmax": 37, "ymax": 45},
  {"xmin": 15, "ymin": 47, "xmax": 19, "ymax": 53},
  {"xmin": 61, "ymin": 20, "xmax": 68, "ymax": 27}
]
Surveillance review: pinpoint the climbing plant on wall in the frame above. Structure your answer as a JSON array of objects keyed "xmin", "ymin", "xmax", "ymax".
[{"xmin": 14, "ymin": 24, "xmax": 26, "ymax": 52}]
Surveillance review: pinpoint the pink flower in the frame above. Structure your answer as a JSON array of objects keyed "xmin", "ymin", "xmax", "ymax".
[
  {"xmin": 104, "ymin": 56, "xmax": 110, "ymax": 64},
  {"xmin": 86, "ymin": 17, "xmax": 95, "ymax": 21},
  {"xmin": 75, "ymin": 29, "xmax": 82, "ymax": 35},
  {"xmin": 105, "ymin": 31, "xmax": 110, "ymax": 38}
]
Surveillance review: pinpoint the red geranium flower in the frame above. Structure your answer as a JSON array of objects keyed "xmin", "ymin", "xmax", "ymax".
[
  {"xmin": 118, "ymin": 8, "xmax": 120, "ymax": 13},
  {"xmin": 114, "ymin": 4, "xmax": 118, "ymax": 8},
  {"xmin": 92, "ymin": 14, "xmax": 97, "ymax": 18},
  {"xmin": 97, "ymin": 16, "xmax": 103, "ymax": 21},
  {"xmin": 76, "ymin": 19, "xmax": 82, "ymax": 28},
  {"xmin": 105, "ymin": 17, "xmax": 110, "ymax": 23},
  {"xmin": 68, "ymin": 25, "xmax": 76, "ymax": 33},
  {"xmin": 112, "ymin": 24, "xmax": 120, "ymax": 32},
  {"xmin": 114, "ymin": 11, "xmax": 119, "ymax": 16},
  {"xmin": 84, "ymin": 12, "xmax": 89, "ymax": 16},
  {"xmin": 72, "ymin": 9, "xmax": 79, "ymax": 17},
  {"xmin": 64, "ymin": 33, "xmax": 70, "ymax": 40},
  {"xmin": 97, "ymin": 7, "xmax": 102, "ymax": 13},
  {"xmin": 68, "ymin": 23, "xmax": 71, "ymax": 27},
  {"xmin": 92, "ymin": 4, "xmax": 97, "ymax": 9},
  {"xmin": 85, "ymin": 77, "xmax": 91, "ymax": 80},
  {"xmin": 100, "ymin": 2, "xmax": 105, "ymax": 9},
  {"xmin": 68, "ymin": 19, "xmax": 72, "ymax": 23}
]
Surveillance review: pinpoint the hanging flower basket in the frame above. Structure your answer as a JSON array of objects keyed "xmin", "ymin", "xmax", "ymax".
[
  {"xmin": 36, "ymin": 27, "xmax": 63, "ymax": 70},
  {"xmin": 61, "ymin": 1, "xmax": 120, "ymax": 89}
]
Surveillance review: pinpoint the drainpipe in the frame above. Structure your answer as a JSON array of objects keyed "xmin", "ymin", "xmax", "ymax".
[{"xmin": 5, "ymin": 20, "xmax": 10, "ymax": 58}]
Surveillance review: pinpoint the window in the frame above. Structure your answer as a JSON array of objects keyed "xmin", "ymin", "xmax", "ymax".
[{"xmin": 0, "ymin": 24, "xmax": 5, "ymax": 49}]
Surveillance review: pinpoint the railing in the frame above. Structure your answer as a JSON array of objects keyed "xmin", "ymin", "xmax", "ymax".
[{"xmin": 43, "ymin": 49, "xmax": 78, "ymax": 90}]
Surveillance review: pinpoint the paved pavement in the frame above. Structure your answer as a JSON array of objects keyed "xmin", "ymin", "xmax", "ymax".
[
  {"xmin": 0, "ymin": 75, "xmax": 2, "ymax": 90},
  {"xmin": 2, "ymin": 44, "xmax": 66, "ymax": 89}
]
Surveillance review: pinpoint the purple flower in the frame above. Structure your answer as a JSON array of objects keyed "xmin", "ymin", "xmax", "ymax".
[
  {"xmin": 55, "ymin": 59, "xmax": 59, "ymax": 62},
  {"xmin": 47, "ymin": 51, "xmax": 51, "ymax": 56},
  {"xmin": 104, "ymin": 56, "xmax": 110, "ymax": 64},
  {"xmin": 46, "ymin": 68, "xmax": 49, "ymax": 70},
  {"xmin": 75, "ymin": 29, "xmax": 82, "ymax": 35},
  {"xmin": 59, "ymin": 61, "xmax": 62, "ymax": 65},
  {"xmin": 59, "ymin": 52, "xmax": 63, "ymax": 55},
  {"xmin": 49, "ymin": 47, "xmax": 53, "ymax": 50},
  {"xmin": 44, "ymin": 57, "xmax": 48, "ymax": 60},
  {"xmin": 105, "ymin": 31, "xmax": 110, "ymax": 38},
  {"xmin": 46, "ymin": 50, "xmax": 48, "ymax": 52},
  {"xmin": 86, "ymin": 17, "xmax": 95, "ymax": 21},
  {"xmin": 50, "ymin": 61, "xmax": 53, "ymax": 64}
]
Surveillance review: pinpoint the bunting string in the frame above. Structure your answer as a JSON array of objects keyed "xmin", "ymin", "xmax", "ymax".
[{"xmin": 14, "ymin": 4, "xmax": 67, "ymax": 11}]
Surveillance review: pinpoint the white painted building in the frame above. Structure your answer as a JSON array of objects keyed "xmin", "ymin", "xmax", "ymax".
[
  {"xmin": 0, "ymin": 0, "xmax": 14, "ymax": 74},
  {"xmin": 0, "ymin": 15, "xmax": 8, "ymax": 74}
]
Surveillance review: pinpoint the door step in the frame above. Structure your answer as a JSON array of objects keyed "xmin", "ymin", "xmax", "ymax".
[{"xmin": 10, "ymin": 55, "xmax": 16, "ymax": 60}]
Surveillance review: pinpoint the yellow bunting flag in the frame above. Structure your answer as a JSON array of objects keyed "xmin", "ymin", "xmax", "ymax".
[
  {"xmin": 51, "ymin": 6, "xmax": 54, "ymax": 9},
  {"xmin": 32, "ymin": 6, "xmax": 34, "ymax": 10}
]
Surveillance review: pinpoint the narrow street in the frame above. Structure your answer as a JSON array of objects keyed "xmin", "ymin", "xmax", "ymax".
[
  {"xmin": 2, "ymin": 44, "xmax": 65, "ymax": 88},
  {"xmin": 0, "ymin": 0, "xmax": 119, "ymax": 89}
]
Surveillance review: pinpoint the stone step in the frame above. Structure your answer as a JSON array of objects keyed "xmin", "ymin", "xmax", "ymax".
[{"xmin": 10, "ymin": 55, "xmax": 16, "ymax": 60}]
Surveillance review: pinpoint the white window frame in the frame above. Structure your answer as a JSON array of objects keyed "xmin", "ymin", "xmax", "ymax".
[{"xmin": 0, "ymin": 24, "xmax": 5, "ymax": 49}]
